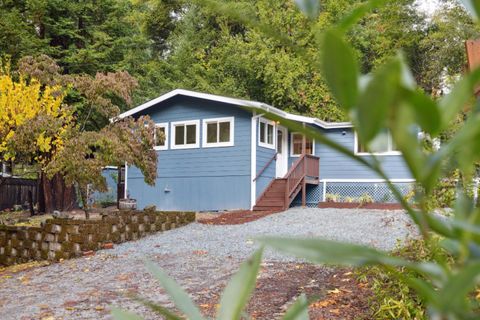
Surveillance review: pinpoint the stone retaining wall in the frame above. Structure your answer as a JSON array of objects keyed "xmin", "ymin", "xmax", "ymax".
[{"xmin": 0, "ymin": 210, "xmax": 195, "ymax": 266}]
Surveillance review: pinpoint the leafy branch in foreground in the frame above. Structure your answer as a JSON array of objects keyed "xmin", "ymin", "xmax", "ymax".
[{"xmin": 113, "ymin": 0, "xmax": 480, "ymax": 319}]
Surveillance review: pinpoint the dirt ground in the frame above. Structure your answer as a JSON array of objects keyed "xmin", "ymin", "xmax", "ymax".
[
  {"xmin": 197, "ymin": 210, "xmax": 282, "ymax": 225},
  {"xmin": 0, "ymin": 259, "xmax": 372, "ymax": 319}
]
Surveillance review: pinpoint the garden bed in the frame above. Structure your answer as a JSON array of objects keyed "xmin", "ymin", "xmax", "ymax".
[{"xmin": 318, "ymin": 202, "xmax": 404, "ymax": 210}]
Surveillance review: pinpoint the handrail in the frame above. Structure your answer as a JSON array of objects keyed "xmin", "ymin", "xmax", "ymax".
[
  {"xmin": 284, "ymin": 154, "xmax": 320, "ymax": 207},
  {"xmin": 253, "ymin": 152, "xmax": 278, "ymax": 182}
]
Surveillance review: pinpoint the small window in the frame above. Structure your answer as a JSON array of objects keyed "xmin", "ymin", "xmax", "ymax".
[
  {"xmin": 202, "ymin": 117, "xmax": 234, "ymax": 147},
  {"xmin": 290, "ymin": 133, "xmax": 315, "ymax": 156},
  {"xmin": 153, "ymin": 123, "xmax": 168, "ymax": 150},
  {"xmin": 259, "ymin": 118, "xmax": 275, "ymax": 149},
  {"xmin": 355, "ymin": 129, "xmax": 400, "ymax": 155},
  {"xmin": 171, "ymin": 120, "xmax": 200, "ymax": 149}
]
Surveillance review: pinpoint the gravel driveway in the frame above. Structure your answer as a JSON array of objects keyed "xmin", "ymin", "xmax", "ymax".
[{"xmin": 0, "ymin": 208, "xmax": 418, "ymax": 320}]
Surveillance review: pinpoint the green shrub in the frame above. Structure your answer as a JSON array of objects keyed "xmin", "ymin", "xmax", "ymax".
[{"xmin": 358, "ymin": 237, "xmax": 454, "ymax": 320}]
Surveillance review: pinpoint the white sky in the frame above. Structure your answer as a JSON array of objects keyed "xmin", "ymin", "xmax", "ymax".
[{"xmin": 416, "ymin": 0, "xmax": 441, "ymax": 15}]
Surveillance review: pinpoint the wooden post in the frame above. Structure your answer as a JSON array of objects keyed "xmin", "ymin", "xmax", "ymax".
[
  {"xmin": 465, "ymin": 39, "xmax": 480, "ymax": 96},
  {"xmin": 302, "ymin": 123, "xmax": 306, "ymax": 155}
]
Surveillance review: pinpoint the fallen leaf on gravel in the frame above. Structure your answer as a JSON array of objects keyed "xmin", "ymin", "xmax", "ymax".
[
  {"xmin": 327, "ymin": 288, "xmax": 341, "ymax": 295},
  {"xmin": 83, "ymin": 269, "xmax": 89, "ymax": 272},
  {"xmin": 38, "ymin": 304, "xmax": 50, "ymax": 309},
  {"xmin": 192, "ymin": 250, "xmax": 208, "ymax": 255},
  {"xmin": 65, "ymin": 307, "xmax": 75, "ymax": 311},
  {"xmin": 95, "ymin": 306, "xmax": 105, "ymax": 311},
  {"xmin": 329, "ymin": 308, "xmax": 341, "ymax": 315},
  {"xmin": 343, "ymin": 272, "xmax": 352, "ymax": 276},
  {"xmin": 311, "ymin": 299, "xmax": 336, "ymax": 308}
]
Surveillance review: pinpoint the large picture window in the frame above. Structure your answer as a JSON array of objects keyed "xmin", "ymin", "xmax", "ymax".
[
  {"xmin": 171, "ymin": 120, "xmax": 200, "ymax": 149},
  {"xmin": 355, "ymin": 129, "xmax": 400, "ymax": 155},
  {"xmin": 290, "ymin": 133, "xmax": 314, "ymax": 156},
  {"xmin": 202, "ymin": 117, "xmax": 234, "ymax": 147},
  {"xmin": 153, "ymin": 123, "xmax": 168, "ymax": 150},
  {"xmin": 259, "ymin": 118, "xmax": 275, "ymax": 149}
]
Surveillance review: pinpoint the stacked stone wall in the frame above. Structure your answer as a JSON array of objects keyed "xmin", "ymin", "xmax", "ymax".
[{"xmin": 0, "ymin": 211, "xmax": 195, "ymax": 266}]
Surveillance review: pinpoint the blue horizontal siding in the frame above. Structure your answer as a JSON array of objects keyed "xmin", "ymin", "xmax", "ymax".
[
  {"xmin": 287, "ymin": 128, "xmax": 412, "ymax": 180},
  {"xmin": 128, "ymin": 96, "xmax": 251, "ymax": 211},
  {"xmin": 129, "ymin": 176, "xmax": 250, "ymax": 211}
]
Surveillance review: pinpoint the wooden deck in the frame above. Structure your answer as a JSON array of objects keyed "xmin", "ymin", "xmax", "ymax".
[{"xmin": 253, "ymin": 154, "xmax": 319, "ymax": 211}]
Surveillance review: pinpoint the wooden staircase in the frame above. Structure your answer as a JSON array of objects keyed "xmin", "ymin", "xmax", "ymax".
[{"xmin": 253, "ymin": 154, "xmax": 320, "ymax": 211}]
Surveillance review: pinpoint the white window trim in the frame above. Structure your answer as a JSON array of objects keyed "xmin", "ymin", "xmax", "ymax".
[
  {"xmin": 290, "ymin": 132, "xmax": 315, "ymax": 157},
  {"xmin": 202, "ymin": 117, "xmax": 235, "ymax": 148},
  {"xmin": 354, "ymin": 132, "xmax": 402, "ymax": 156},
  {"xmin": 153, "ymin": 122, "xmax": 168, "ymax": 151},
  {"xmin": 170, "ymin": 120, "xmax": 200, "ymax": 150},
  {"xmin": 258, "ymin": 118, "xmax": 275, "ymax": 149}
]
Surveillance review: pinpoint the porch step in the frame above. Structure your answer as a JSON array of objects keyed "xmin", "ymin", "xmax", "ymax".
[
  {"xmin": 256, "ymin": 199, "xmax": 285, "ymax": 207},
  {"xmin": 252, "ymin": 205, "xmax": 285, "ymax": 211},
  {"xmin": 254, "ymin": 155, "xmax": 320, "ymax": 212}
]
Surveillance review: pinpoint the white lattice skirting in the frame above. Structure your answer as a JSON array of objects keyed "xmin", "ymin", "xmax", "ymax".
[{"xmin": 291, "ymin": 179, "xmax": 416, "ymax": 208}]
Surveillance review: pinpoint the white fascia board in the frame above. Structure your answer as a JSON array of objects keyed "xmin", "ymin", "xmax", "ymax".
[{"xmin": 114, "ymin": 89, "xmax": 354, "ymax": 130}]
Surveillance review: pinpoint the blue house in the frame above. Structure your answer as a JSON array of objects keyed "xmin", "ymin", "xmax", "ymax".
[{"xmin": 117, "ymin": 89, "xmax": 414, "ymax": 212}]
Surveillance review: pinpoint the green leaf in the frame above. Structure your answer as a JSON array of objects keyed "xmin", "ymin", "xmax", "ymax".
[
  {"xmin": 132, "ymin": 296, "xmax": 183, "ymax": 320},
  {"xmin": 321, "ymin": 29, "xmax": 359, "ymax": 111},
  {"xmin": 460, "ymin": 0, "xmax": 480, "ymax": 20},
  {"xmin": 405, "ymin": 90, "xmax": 441, "ymax": 136},
  {"xmin": 294, "ymin": 0, "xmax": 320, "ymax": 19},
  {"xmin": 355, "ymin": 57, "xmax": 402, "ymax": 143},
  {"xmin": 259, "ymin": 237, "xmax": 402, "ymax": 266},
  {"xmin": 111, "ymin": 307, "xmax": 144, "ymax": 320},
  {"xmin": 437, "ymin": 262, "xmax": 480, "ymax": 313},
  {"xmin": 259, "ymin": 237, "xmax": 447, "ymax": 281},
  {"xmin": 144, "ymin": 260, "xmax": 205, "ymax": 320},
  {"xmin": 439, "ymin": 68, "xmax": 480, "ymax": 129},
  {"xmin": 217, "ymin": 248, "xmax": 263, "ymax": 320},
  {"xmin": 337, "ymin": 0, "xmax": 384, "ymax": 32},
  {"xmin": 282, "ymin": 294, "xmax": 309, "ymax": 320}
]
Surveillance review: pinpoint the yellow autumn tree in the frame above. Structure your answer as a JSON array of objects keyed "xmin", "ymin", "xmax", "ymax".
[{"xmin": 0, "ymin": 63, "xmax": 72, "ymax": 163}]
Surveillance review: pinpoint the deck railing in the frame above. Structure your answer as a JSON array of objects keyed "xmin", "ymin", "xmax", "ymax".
[{"xmin": 284, "ymin": 154, "xmax": 320, "ymax": 208}]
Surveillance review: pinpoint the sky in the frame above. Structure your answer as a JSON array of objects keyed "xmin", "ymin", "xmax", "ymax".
[{"xmin": 416, "ymin": 0, "xmax": 441, "ymax": 15}]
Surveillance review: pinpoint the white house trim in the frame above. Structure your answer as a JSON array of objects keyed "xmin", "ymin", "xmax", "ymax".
[
  {"xmin": 124, "ymin": 162, "xmax": 128, "ymax": 199},
  {"xmin": 153, "ymin": 122, "xmax": 169, "ymax": 151},
  {"xmin": 258, "ymin": 118, "xmax": 276, "ymax": 149},
  {"xmin": 290, "ymin": 132, "xmax": 315, "ymax": 157},
  {"xmin": 320, "ymin": 178, "xmax": 416, "ymax": 183},
  {"xmin": 250, "ymin": 113, "xmax": 259, "ymax": 209},
  {"xmin": 115, "ymin": 89, "xmax": 353, "ymax": 130},
  {"xmin": 170, "ymin": 120, "xmax": 200, "ymax": 150},
  {"xmin": 202, "ymin": 117, "xmax": 235, "ymax": 148},
  {"xmin": 353, "ymin": 131, "xmax": 402, "ymax": 156}
]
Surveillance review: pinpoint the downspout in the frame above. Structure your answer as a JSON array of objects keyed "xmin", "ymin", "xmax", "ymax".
[{"xmin": 124, "ymin": 162, "xmax": 128, "ymax": 199}]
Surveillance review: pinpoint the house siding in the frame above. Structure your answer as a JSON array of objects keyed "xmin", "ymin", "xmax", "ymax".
[
  {"xmin": 287, "ymin": 127, "xmax": 413, "ymax": 205},
  {"xmin": 287, "ymin": 127, "xmax": 412, "ymax": 180},
  {"xmin": 127, "ymin": 96, "xmax": 251, "ymax": 211},
  {"xmin": 255, "ymin": 118, "xmax": 276, "ymax": 199}
]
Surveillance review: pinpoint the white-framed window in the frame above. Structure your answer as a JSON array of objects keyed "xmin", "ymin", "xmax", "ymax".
[
  {"xmin": 355, "ymin": 129, "xmax": 401, "ymax": 155},
  {"xmin": 153, "ymin": 123, "xmax": 168, "ymax": 151},
  {"xmin": 171, "ymin": 120, "xmax": 200, "ymax": 149},
  {"xmin": 258, "ymin": 118, "xmax": 275, "ymax": 149},
  {"xmin": 202, "ymin": 117, "xmax": 234, "ymax": 148},
  {"xmin": 290, "ymin": 132, "xmax": 315, "ymax": 157}
]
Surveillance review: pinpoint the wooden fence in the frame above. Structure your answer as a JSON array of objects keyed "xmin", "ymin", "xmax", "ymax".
[{"xmin": 0, "ymin": 178, "xmax": 38, "ymax": 211}]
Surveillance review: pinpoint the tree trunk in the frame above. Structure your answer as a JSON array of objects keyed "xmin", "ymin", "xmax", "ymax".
[
  {"xmin": 38, "ymin": 172, "xmax": 76, "ymax": 213},
  {"xmin": 79, "ymin": 186, "xmax": 90, "ymax": 220}
]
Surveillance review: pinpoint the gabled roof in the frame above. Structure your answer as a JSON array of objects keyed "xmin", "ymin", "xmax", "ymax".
[{"xmin": 117, "ymin": 89, "xmax": 353, "ymax": 129}]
